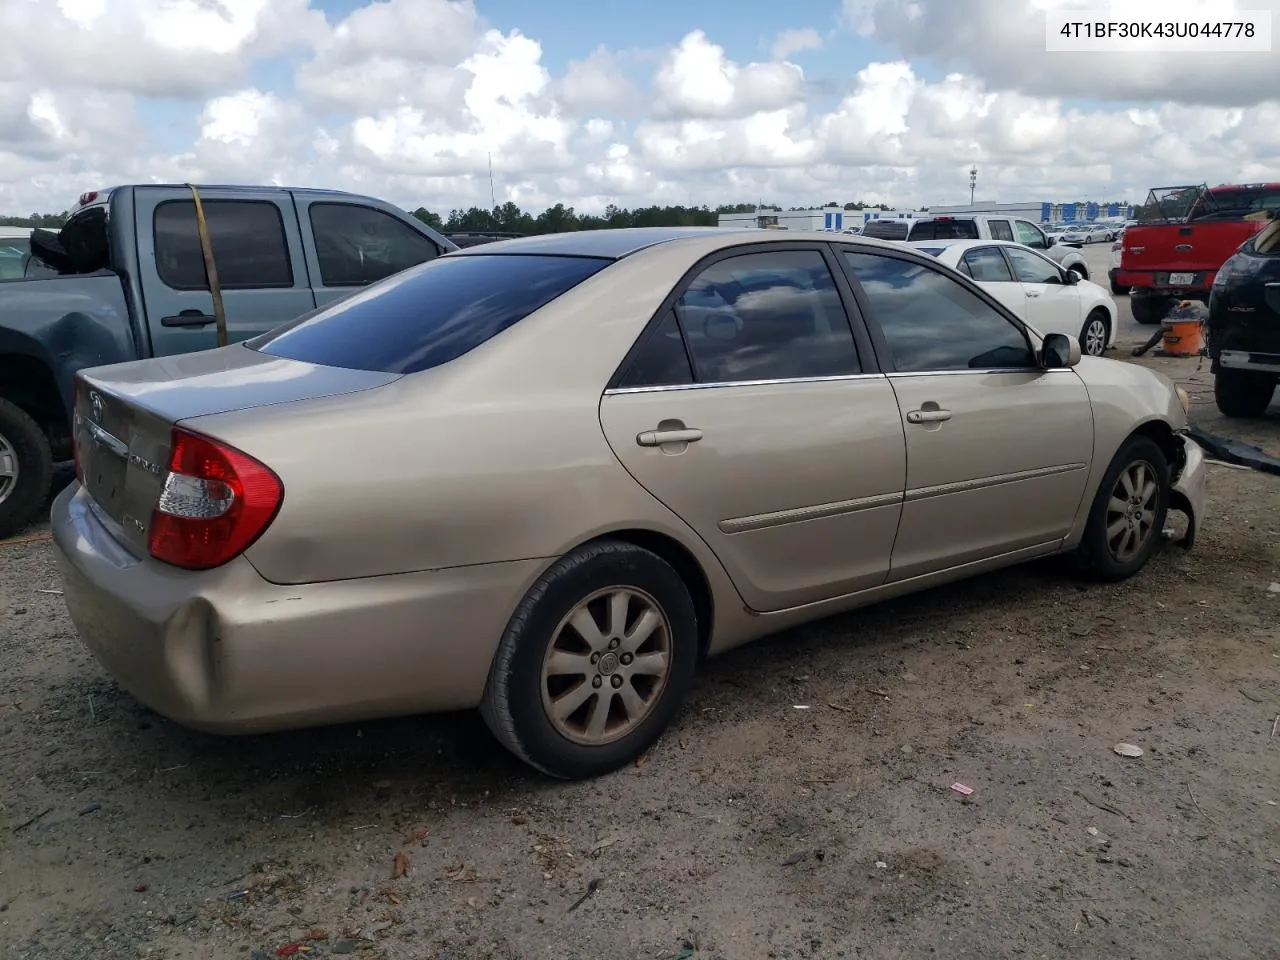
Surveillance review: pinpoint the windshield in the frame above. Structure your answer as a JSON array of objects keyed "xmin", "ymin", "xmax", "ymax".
[{"xmin": 251, "ymin": 253, "xmax": 611, "ymax": 375}]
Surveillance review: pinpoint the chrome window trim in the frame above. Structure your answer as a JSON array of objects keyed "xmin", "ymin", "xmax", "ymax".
[{"xmin": 603, "ymin": 372, "xmax": 885, "ymax": 395}]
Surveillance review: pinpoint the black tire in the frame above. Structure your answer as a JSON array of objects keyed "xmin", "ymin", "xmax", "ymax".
[
  {"xmin": 481, "ymin": 540, "xmax": 699, "ymax": 779},
  {"xmin": 0, "ymin": 399, "xmax": 53, "ymax": 541},
  {"xmin": 1214, "ymin": 369, "xmax": 1277, "ymax": 418},
  {"xmin": 1109, "ymin": 277, "xmax": 1126, "ymax": 295},
  {"xmin": 1130, "ymin": 295, "xmax": 1170, "ymax": 325},
  {"xmin": 1075, "ymin": 435, "xmax": 1169, "ymax": 582},
  {"xmin": 1079, "ymin": 310, "xmax": 1110, "ymax": 357}
]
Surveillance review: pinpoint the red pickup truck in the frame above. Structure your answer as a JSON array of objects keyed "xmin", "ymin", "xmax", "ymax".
[{"xmin": 1118, "ymin": 183, "xmax": 1279, "ymax": 324}]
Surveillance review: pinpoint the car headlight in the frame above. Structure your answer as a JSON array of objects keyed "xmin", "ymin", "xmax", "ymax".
[{"xmin": 1176, "ymin": 386, "xmax": 1191, "ymax": 415}]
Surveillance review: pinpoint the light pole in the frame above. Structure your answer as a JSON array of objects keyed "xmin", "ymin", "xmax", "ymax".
[{"xmin": 969, "ymin": 166, "xmax": 977, "ymax": 206}]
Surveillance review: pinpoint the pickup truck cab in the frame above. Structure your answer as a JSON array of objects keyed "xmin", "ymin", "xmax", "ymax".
[
  {"xmin": 1118, "ymin": 183, "xmax": 1278, "ymax": 324},
  {"xmin": 0, "ymin": 184, "xmax": 456, "ymax": 538},
  {"xmin": 906, "ymin": 215, "xmax": 1091, "ymax": 279}
]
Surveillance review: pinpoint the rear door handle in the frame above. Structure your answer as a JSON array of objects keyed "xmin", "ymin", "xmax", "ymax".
[
  {"xmin": 161, "ymin": 310, "xmax": 216, "ymax": 327},
  {"xmin": 905, "ymin": 409, "xmax": 952, "ymax": 424},
  {"xmin": 637, "ymin": 428, "xmax": 703, "ymax": 446}
]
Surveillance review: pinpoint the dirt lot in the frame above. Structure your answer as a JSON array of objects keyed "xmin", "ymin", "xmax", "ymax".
[{"xmin": 2, "ymin": 335, "xmax": 1278, "ymax": 960}]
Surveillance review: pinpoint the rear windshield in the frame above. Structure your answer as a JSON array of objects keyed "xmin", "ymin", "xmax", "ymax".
[
  {"xmin": 861, "ymin": 221, "xmax": 908, "ymax": 239},
  {"xmin": 250, "ymin": 253, "xmax": 611, "ymax": 375},
  {"xmin": 907, "ymin": 220, "xmax": 981, "ymax": 241}
]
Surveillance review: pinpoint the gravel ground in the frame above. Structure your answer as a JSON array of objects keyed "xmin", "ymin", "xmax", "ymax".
[{"xmin": 1, "ymin": 334, "xmax": 1278, "ymax": 960}]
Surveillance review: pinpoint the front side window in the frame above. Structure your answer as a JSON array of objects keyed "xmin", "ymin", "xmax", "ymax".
[
  {"xmin": 961, "ymin": 246, "xmax": 1015, "ymax": 282},
  {"xmin": 1005, "ymin": 247, "xmax": 1063, "ymax": 284},
  {"xmin": 1015, "ymin": 220, "xmax": 1048, "ymax": 249},
  {"xmin": 251, "ymin": 254, "xmax": 609, "ymax": 375},
  {"xmin": 309, "ymin": 203, "xmax": 442, "ymax": 286},
  {"xmin": 674, "ymin": 250, "xmax": 860, "ymax": 383},
  {"xmin": 154, "ymin": 200, "xmax": 292, "ymax": 290},
  {"xmin": 842, "ymin": 251, "xmax": 1035, "ymax": 372},
  {"xmin": 989, "ymin": 220, "xmax": 1015, "ymax": 241}
]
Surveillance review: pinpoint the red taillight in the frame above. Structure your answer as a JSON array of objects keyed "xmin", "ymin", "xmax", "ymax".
[{"xmin": 148, "ymin": 428, "xmax": 283, "ymax": 571}]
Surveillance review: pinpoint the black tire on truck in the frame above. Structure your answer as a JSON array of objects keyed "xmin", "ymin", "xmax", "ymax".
[
  {"xmin": 0, "ymin": 398, "xmax": 54, "ymax": 540},
  {"xmin": 1130, "ymin": 294, "xmax": 1171, "ymax": 325},
  {"xmin": 1213, "ymin": 369, "xmax": 1277, "ymax": 418}
]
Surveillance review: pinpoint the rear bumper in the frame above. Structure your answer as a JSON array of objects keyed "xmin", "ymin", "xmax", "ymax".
[
  {"xmin": 1118, "ymin": 272, "xmax": 1211, "ymax": 297},
  {"xmin": 51, "ymin": 483, "xmax": 543, "ymax": 733},
  {"xmin": 1171, "ymin": 435, "xmax": 1208, "ymax": 550},
  {"xmin": 1218, "ymin": 350, "xmax": 1280, "ymax": 374}
]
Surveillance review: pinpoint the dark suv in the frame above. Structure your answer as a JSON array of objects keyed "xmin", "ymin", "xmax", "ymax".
[{"xmin": 1207, "ymin": 220, "xmax": 1280, "ymax": 417}]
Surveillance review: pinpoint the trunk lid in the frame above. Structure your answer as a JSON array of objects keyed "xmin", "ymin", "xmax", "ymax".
[{"xmin": 74, "ymin": 344, "xmax": 399, "ymax": 554}]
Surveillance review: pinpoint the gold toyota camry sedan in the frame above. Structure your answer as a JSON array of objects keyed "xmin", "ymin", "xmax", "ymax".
[{"xmin": 53, "ymin": 228, "xmax": 1206, "ymax": 779}]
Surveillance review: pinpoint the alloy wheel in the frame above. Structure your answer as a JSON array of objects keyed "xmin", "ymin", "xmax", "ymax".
[
  {"xmin": 540, "ymin": 587, "xmax": 673, "ymax": 746},
  {"xmin": 1083, "ymin": 317, "xmax": 1108, "ymax": 356},
  {"xmin": 1105, "ymin": 460, "xmax": 1159, "ymax": 562}
]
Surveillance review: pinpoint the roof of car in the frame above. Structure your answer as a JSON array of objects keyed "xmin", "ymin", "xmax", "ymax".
[{"xmin": 448, "ymin": 226, "xmax": 906, "ymax": 259}]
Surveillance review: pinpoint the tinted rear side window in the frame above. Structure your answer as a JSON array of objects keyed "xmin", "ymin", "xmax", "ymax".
[
  {"xmin": 862, "ymin": 221, "xmax": 908, "ymax": 240},
  {"xmin": 155, "ymin": 200, "xmax": 292, "ymax": 290},
  {"xmin": 909, "ymin": 220, "xmax": 980, "ymax": 241},
  {"xmin": 251, "ymin": 254, "xmax": 610, "ymax": 375}
]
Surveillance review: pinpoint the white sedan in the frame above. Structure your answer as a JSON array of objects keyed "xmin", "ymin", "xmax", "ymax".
[{"xmin": 907, "ymin": 239, "xmax": 1117, "ymax": 357}]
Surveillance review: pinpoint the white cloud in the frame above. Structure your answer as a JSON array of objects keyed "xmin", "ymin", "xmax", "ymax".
[
  {"xmin": 771, "ymin": 27, "xmax": 824, "ymax": 61},
  {"xmin": 653, "ymin": 30, "xmax": 809, "ymax": 120},
  {"xmin": 2, "ymin": 0, "xmax": 1280, "ymax": 219},
  {"xmin": 555, "ymin": 47, "xmax": 640, "ymax": 116}
]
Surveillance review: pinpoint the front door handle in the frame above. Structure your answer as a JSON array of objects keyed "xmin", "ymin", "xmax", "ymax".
[
  {"xmin": 905, "ymin": 408, "xmax": 952, "ymax": 424},
  {"xmin": 637, "ymin": 428, "xmax": 703, "ymax": 447},
  {"xmin": 161, "ymin": 309, "xmax": 217, "ymax": 327},
  {"xmin": 1026, "ymin": 291, "xmax": 1041, "ymax": 298}
]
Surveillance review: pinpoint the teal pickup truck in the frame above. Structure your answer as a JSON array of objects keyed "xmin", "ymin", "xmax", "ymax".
[{"xmin": 0, "ymin": 184, "xmax": 456, "ymax": 538}]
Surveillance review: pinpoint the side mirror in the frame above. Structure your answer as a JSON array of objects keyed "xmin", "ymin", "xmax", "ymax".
[
  {"xmin": 1041, "ymin": 333, "xmax": 1081, "ymax": 368},
  {"xmin": 1063, "ymin": 269, "xmax": 1079, "ymax": 285}
]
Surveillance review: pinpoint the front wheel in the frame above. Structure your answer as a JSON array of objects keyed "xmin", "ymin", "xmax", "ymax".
[
  {"xmin": 1080, "ymin": 310, "xmax": 1110, "ymax": 356},
  {"xmin": 1214, "ymin": 369, "xmax": 1277, "ymax": 418},
  {"xmin": 481, "ymin": 540, "xmax": 699, "ymax": 779},
  {"xmin": 1075, "ymin": 435, "xmax": 1169, "ymax": 581},
  {"xmin": 0, "ymin": 398, "xmax": 53, "ymax": 541}
]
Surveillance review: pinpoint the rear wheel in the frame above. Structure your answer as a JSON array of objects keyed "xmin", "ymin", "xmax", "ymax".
[
  {"xmin": 0, "ymin": 399, "xmax": 53, "ymax": 541},
  {"xmin": 1080, "ymin": 310, "xmax": 1110, "ymax": 356},
  {"xmin": 1076, "ymin": 435, "xmax": 1169, "ymax": 582},
  {"xmin": 481, "ymin": 540, "xmax": 699, "ymax": 779},
  {"xmin": 1214, "ymin": 369, "xmax": 1277, "ymax": 418},
  {"xmin": 1130, "ymin": 294, "xmax": 1170, "ymax": 325}
]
